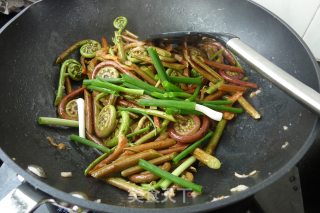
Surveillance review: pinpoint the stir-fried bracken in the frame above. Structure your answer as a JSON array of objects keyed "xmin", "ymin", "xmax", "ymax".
[{"xmin": 38, "ymin": 16, "xmax": 261, "ymax": 199}]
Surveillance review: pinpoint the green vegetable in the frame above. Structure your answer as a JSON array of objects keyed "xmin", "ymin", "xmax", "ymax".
[
  {"xmin": 38, "ymin": 117, "xmax": 79, "ymax": 127},
  {"xmin": 116, "ymin": 111, "xmax": 131, "ymax": 135},
  {"xmin": 121, "ymin": 74, "xmax": 164, "ymax": 93},
  {"xmin": 165, "ymin": 92, "xmax": 192, "ymax": 99},
  {"xmin": 157, "ymin": 156, "xmax": 197, "ymax": 190},
  {"xmin": 199, "ymin": 100, "xmax": 233, "ymax": 105},
  {"xmin": 113, "ymin": 16, "xmax": 128, "ymax": 33},
  {"xmin": 168, "ymin": 76, "xmax": 202, "ymax": 85},
  {"xmin": 206, "ymin": 81, "xmax": 223, "ymax": 94},
  {"xmin": 139, "ymin": 99, "xmax": 223, "ymax": 121},
  {"xmin": 105, "ymin": 111, "xmax": 130, "ymax": 147},
  {"xmin": 149, "ymin": 92, "xmax": 180, "ymax": 100},
  {"xmin": 172, "ymin": 131, "xmax": 213, "ymax": 164},
  {"xmin": 84, "ymin": 151, "xmax": 112, "ymax": 175},
  {"xmin": 134, "ymin": 116, "xmax": 148, "ymax": 132},
  {"xmin": 96, "ymin": 66, "xmax": 120, "ymax": 79},
  {"xmin": 86, "ymin": 85, "xmax": 117, "ymax": 95},
  {"xmin": 138, "ymin": 99, "xmax": 196, "ymax": 110},
  {"xmin": 127, "ymin": 54, "xmax": 142, "ymax": 63},
  {"xmin": 165, "ymin": 108, "xmax": 202, "ymax": 115},
  {"xmin": 84, "ymin": 79, "xmax": 144, "ymax": 96},
  {"xmin": 109, "ymin": 47, "xmax": 115, "ymax": 56},
  {"xmin": 80, "ymin": 40, "xmax": 101, "ymax": 58},
  {"xmin": 190, "ymin": 68, "xmax": 200, "ymax": 77},
  {"xmin": 118, "ymin": 107, "xmax": 176, "ymax": 122},
  {"xmin": 56, "ymin": 39, "xmax": 93, "ymax": 64},
  {"xmin": 118, "ymin": 107, "xmax": 156, "ymax": 133},
  {"xmin": 140, "ymin": 66, "xmax": 156, "ymax": 79},
  {"xmin": 205, "ymin": 119, "xmax": 227, "ymax": 154},
  {"xmin": 95, "ymin": 105, "xmax": 117, "ymax": 138},
  {"xmin": 134, "ymin": 120, "xmax": 170, "ymax": 145},
  {"xmin": 152, "ymin": 46, "xmax": 172, "ymax": 57},
  {"xmin": 96, "ymin": 77, "xmax": 123, "ymax": 84},
  {"xmin": 209, "ymin": 49, "xmax": 224, "ymax": 61},
  {"xmin": 139, "ymin": 159, "xmax": 202, "ymax": 192},
  {"xmin": 126, "ymin": 126, "xmax": 151, "ymax": 139},
  {"xmin": 162, "ymin": 80, "xmax": 184, "ymax": 92},
  {"xmin": 186, "ymin": 84, "xmax": 201, "ymax": 102},
  {"xmin": 150, "ymin": 92, "xmax": 167, "ymax": 99},
  {"xmin": 114, "ymin": 31, "xmax": 126, "ymax": 62},
  {"xmin": 121, "ymin": 153, "xmax": 176, "ymax": 177},
  {"xmin": 230, "ymin": 52, "xmax": 244, "ymax": 69},
  {"xmin": 113, "ymin": 16, "xmax": 128, "ymax": 62},
  {"xmin": 147, "ymin": 47, "xmax": 168, "ymax": 82},
  {"xmin": 70, "ymin": 134, "xmax": 111, "ymax": 153},
  {"xmin": 54, "ymin": 59, "xmax": 82, "ymax": 106}
]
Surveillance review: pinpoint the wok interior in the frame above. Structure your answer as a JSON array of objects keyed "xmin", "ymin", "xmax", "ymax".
[{"xmin": 0, "ymin": 0, "xmax": 319, "ymax": 209}]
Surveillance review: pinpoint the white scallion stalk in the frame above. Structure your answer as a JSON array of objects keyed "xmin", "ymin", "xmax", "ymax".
[
  {"xmin": 195, "ymin": 104, "xmax": 223, "ymax": 121},
  {"xmin": 76, "ymin": 98, "xmax": 85, "ymax": 138}
]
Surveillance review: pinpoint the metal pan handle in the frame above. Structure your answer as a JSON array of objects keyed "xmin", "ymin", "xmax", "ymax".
[
  {"xmin": 0, "ymin": 181, "xmax": 55, "ymax": 212},
  {"xmin": 0, "ymin": 164, "xmax": 80, "ymax": 213},
  {"xmin": 227, "ymin": 38, "xmax": 320, "ymax": 115},
  {"xmin": 0, "ymin": 180, "xmax": 84, "ymax": 213}
]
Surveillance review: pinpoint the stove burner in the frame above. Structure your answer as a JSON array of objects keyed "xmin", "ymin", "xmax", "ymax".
[{"xmin": 0, "ymin": 163, "xmax": 304, "ymax": 213}]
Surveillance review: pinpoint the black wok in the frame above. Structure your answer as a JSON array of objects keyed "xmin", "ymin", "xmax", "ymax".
[{"xmin": 0, "ymin": 0, "xmax": 319, "ymax": 212}]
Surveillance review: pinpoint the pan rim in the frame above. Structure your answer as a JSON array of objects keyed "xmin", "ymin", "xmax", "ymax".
[{"xmin": 0, "ymin": 0, "xmax": 319, "ymax": 212}]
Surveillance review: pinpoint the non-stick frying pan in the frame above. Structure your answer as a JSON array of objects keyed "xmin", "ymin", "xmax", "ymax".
[{"xmin": 0, "ymin": 0, "xmax": 319, "ymax": 212}]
